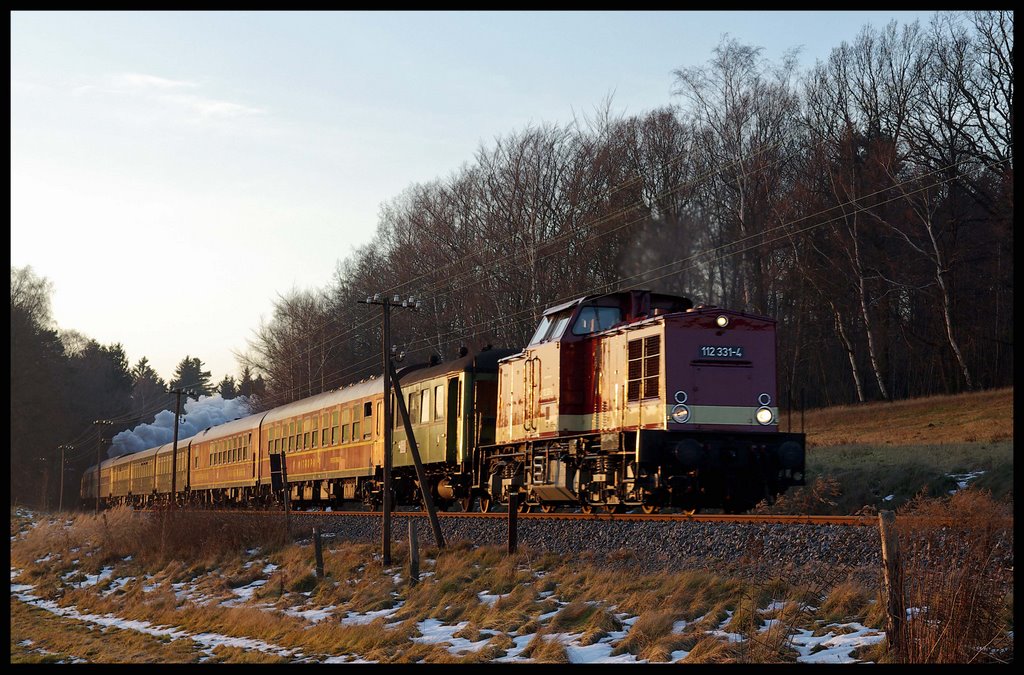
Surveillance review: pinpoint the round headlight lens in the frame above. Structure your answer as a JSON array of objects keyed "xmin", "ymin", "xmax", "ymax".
[
  {"xmin": 671, "ymin": 404, "xmax": 690, "ymax": 424},
  {"xmin": 674, "ymin": 390, "xmax": 688, "ymax": 404},
  {"xmin": 716, "ymin": 315, "xmax": 729, "ymax": 328},
  {"xmin": 756, "ymin": 407, "xmax": 774, "ymax": 425}
]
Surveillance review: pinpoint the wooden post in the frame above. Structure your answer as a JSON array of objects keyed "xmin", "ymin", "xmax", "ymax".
[
  {"xmin": 507, "ymin": 491, "xmax": 518, "ymax": 555},
  {"xmin": 389, "ymin": 360, "xmax": 446, "ymax": 550},
  {"xmin": 879, "ymin": 511, "xmax": 904, "ymax": 658},
  {"xmin": 408, "ymin": 520, "xmax": 419, "ymax": 586},
  {"xmin": 313, "ymin": 526, "xmax": 324, "ymax": 579}
]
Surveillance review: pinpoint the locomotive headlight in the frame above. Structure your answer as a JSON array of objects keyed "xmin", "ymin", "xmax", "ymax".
[
  {"xmin": 716, "ymin": 315, "xmax": 729, "ymax": 328},
  {"xmin": 756, "ymin": 406, "xmax": 774, "ymax": 425},
  {"xmin": 671, "ymin": 404, "xmax": 690, "ymax": 424},
  {"xmin": 674, "ymin": 390, "xmax": 688, "ymax": 404}
]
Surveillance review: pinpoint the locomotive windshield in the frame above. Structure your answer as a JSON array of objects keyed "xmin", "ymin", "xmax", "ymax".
[
  {"xmin": 571, "ymin": 305, "xmax": 622, "ymax": 336},
  {"xmin": 529, "ymin": 309, "xmax": 573, "ymax": 345}
]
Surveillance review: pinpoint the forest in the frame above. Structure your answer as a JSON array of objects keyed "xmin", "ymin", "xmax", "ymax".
[{"xmin": 10, "ymin": 12, "xmax": 1013, "ymax": 509}]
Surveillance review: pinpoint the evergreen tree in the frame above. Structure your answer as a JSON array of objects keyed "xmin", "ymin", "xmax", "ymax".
[
  {"xmin": 218, "ymin": 375, "xmax": 237, "ymax": 400},
  {"xmin": 130, "ymin": 356, "xmax": 170, "ymax": 419},
  {"xmin": 170, "ymin": 356, "xmax": 213, "ymax": 397},
  {"xmin": 237, "ymin": 364, "xmax": 256, "ymax": 398}
]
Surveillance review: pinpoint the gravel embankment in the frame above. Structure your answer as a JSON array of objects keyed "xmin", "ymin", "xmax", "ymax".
[{"xmin": 290, "ymin": 512, "xmax": 888, "ymax": 583}]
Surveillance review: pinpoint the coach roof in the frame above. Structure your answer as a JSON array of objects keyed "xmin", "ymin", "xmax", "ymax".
[{"xmin": 261, "ymin": 377, "xmax": 385, "ymax": 426}]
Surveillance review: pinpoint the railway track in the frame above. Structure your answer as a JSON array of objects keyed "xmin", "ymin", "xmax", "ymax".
[
  {"xmin": 146, "ymin": 507, "xmax": 1012, "ymax": 529},
  {"xmin": 161, "ymin": 508, "xmax": 878, "ymax": 527}
]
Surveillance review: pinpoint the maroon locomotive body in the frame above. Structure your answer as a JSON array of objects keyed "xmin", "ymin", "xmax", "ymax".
[{"xmin": 484, "ymin": 289, "xmax": 805, "ymax": 513}]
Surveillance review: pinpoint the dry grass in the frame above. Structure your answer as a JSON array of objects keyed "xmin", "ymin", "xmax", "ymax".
[
  {"xmin": 10, "ymin": 596, "xmax": 200, "ymax": 663},
  {"xmin": 10, "ymin": 493, "xmax": 1013, "ymax": 664},
  {"xmin": 887, "ymin": 489, "xmax": 1014, "ymax": 663},
  {"xmin": 780, "ymin": 386, "xmax": 1012, "ymax": 448}
]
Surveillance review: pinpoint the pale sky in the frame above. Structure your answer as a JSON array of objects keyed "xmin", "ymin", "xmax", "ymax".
[{"xmin": 11, "ymin": 10, "xmax": 938, "ymax": 383}]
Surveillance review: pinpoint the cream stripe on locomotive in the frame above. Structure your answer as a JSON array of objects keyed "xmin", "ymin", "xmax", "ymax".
[
  {"xmin": 530, "ymin": 405, "xmax": 780, "ymax": 433},
  {"xmin": 664, "ymin": 404, "xmax": 778, "ymax": 427}
]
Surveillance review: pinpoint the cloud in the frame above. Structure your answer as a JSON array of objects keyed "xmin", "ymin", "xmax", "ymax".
[
  {"xmin": 160, "ymin": 93, "xmax": 266, "ymax": 118},
  {"xmin": 72, "ymin": 71, "xmax": 267, "ymax": 120},
  {"xmin": 109, "ymin": 72, "xmax": 197, "ymax": 90}
]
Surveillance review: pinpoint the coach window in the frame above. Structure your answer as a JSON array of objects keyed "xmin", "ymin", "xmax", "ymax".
[
  {"xmin": 304, "ymin": 418, "xmax": 311, "ymax": 449},
  {"xmin": 409, "ymin": 392, "xmax": 420, "ymax": 425},
  {"xmin": 376, "ymin": 401, "xmax": 382, "ymax": 435},
  {"xmin": 352, "ymin": 419, "xmax": 360, "ymax": 440},
  {"xmin": 435, "ymin": 384, "xmax": 445, "ymax": 420},
  {"xmin": 312, "ymin": 416, "xmax": 318, "ymax": 448},
  {"xmin": 420, "ymin": 389, "xmax": 431, "ymax": 424},
  {"xmin": 332, "ymin": 410, "xmax": 340, "ymax": 445}
]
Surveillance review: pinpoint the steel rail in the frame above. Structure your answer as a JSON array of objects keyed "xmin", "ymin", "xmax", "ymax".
[{"xmin": 138, "ymin": 508, "xmax": 1011, "ymax": 529}]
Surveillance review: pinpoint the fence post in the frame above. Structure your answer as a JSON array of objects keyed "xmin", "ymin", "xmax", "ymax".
[
  {"xmin": 507, "ymin": 492, "xmax": 518, "ymax": 555},
  {"xmin": 878, "ymin": 511, "xmax": 904, "ymax": 658},
  {"xmin": 408, "ymin": 520, "xmax": 419, "ymax": 586},
  {"xmin": 313, "ymin": 525, "xmax": 324, "ymax": 580}
]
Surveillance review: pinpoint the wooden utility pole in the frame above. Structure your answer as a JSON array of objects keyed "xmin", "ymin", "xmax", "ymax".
[
  {"xmin": 359, "ymin": 293, "xmax": 421, "ymax": 566},
  {"xmin": 281, "ymin": 448, "xmax": 291, "ymax": 536},
  {"xmin": 93, "ymin": 420, "xmax": 112, "ymax": 513},
  {"xmin": 170, "ymin": 388, "xmax": 192, "ymax": 507},
  {"xmin": 57, "ymin": 444, "xmax": 73, "ymax": 512}
]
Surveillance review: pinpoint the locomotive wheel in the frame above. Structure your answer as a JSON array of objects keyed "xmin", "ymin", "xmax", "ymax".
[
  {"xmin": 517, "ymin": 501, "xmax": 531, "ymax": 514},
  {"xmin": 540, "ymin": 503, "xmax": 557, "ymax": 514},
  {"xmin": 640, "ymin": 504, "xmax": 661, "ymax": 515},
  {"xmin": 458, "ymin": 496, "xmax": 473, "ymax": 512},
  {"xmin": 601, "ymin": 504, "xmax": 623, "ymax": 514},
  {"xmin": 479, "ymin": 497, "xmax": 491, "ymax": 513},
  {"xmin": 580, "ymin": 503, "xmax": 594, "ymax": 515}
]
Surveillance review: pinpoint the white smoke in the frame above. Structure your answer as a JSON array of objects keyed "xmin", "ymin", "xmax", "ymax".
[{"xmin": 109, "ymin": 394, "xmax": 252, "ymax": 458}]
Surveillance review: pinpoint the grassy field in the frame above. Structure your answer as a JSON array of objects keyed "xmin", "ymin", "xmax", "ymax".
[
  {"xmin": 768, "ymin": 387, "xmax": 1013, "ymax": 515},
  {"xmin": 779, "ymin": 386, "xmax": 1013, "ymax": 448}
]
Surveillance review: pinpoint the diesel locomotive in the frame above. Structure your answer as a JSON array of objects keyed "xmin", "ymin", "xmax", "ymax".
[{"xmin": 81, "ymin": 289, "xmax": 805, "ymax": 514}]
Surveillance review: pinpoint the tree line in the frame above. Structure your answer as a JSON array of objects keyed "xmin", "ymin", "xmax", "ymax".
[
  {"xmin": 242, "ymin": 12, "xmax": 1012, "ymax": 413},
  {"xmin": 10, "ymin": 267, "xmax": 266, "ymax": 508}
]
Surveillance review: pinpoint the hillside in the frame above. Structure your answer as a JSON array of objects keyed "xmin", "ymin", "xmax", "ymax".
[{"xmin": 778, "ymin": 387, "xmax": 1013, "ymax": 448}]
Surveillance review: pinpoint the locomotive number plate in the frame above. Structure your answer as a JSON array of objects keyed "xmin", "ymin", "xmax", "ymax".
[{"xmin": 699, "ymin": 345, "xmax": 744, "ymax": 358}]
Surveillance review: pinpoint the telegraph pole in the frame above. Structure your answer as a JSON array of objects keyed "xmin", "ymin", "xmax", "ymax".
[
  {"xmin": 93, "ymin": 420, "xmax": 112, "ymax": 513},
  {"xmin": 170, "ymin": 388, "xmax": 193, "ymax": 507},
  {"xmin": 57, "ymin": 444, "xmax": 73, "ymax": 512},
  {"xmin": 359, "ymin": 292, "xmax": 421, "ymax": 566}
]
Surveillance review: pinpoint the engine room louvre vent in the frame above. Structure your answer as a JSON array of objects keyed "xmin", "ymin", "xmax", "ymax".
[{"xmin": 627, "ymin": 335, "xmax": 661, "ymax": 401}]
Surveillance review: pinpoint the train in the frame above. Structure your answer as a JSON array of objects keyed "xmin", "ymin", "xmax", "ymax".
[{"xmin": 81, "ymin": 289, "xmax": 805, "ymax": 514}]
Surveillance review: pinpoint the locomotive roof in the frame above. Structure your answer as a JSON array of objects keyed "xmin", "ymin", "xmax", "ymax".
[
  {"xmin": 261, "ymin": 377, "xmax": 384, "ymax": 425},
  {"xmin": 541, "ymin": 290, "xmax": 694, "ymax": 316}
]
